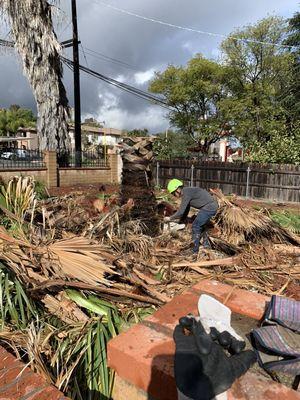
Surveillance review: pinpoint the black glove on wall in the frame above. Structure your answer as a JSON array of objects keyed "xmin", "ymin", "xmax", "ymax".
[{"xmin": 174, "ymin": 317, "xmax": 257, "ymax": 400}]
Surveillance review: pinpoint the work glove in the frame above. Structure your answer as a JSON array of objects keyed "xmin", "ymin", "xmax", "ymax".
[
  {"xmin": 164, "ymin": 216, "xmax": 171, "ymax": 222},
  {"xmin": 174, "ymin": 316, "xmax": 256, "ymax": 400}
]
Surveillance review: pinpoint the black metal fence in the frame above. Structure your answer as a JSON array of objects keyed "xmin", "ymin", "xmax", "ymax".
[
  {"xmin": 57, "ymin": 149, "xmax": 109, "ymax": 168},
  {"xmin": 0, "ymin": 147, "xmax": 45, "ymax": 169}
]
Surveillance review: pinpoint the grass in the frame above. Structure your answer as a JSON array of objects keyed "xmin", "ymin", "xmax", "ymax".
[{"xmin": 270, "ymin": 210, "xmax": 300, "ymax": 234}]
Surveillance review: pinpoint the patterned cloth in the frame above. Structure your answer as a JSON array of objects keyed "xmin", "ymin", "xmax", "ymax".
[
  {"xmin": 265, "ymin": 295, "xmax": 300, "ymax": 332},
  {"xmin": 252, "ymin": 295, "xmax": 300, "ymax": 376}
]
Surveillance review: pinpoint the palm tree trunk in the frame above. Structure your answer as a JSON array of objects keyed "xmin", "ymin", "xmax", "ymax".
[
  {"xmin": 1, "ymin": 0, "xmax": 70, "ymax": 150},
  {"xmin": 121, "ymin": 137, "xmax": 160, "ymax": 236}
]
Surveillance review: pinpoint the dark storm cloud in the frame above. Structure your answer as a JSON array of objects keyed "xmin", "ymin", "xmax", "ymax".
[{"xmin": 0, "ymin": 0, "xmax": 297, "ymax": 132}]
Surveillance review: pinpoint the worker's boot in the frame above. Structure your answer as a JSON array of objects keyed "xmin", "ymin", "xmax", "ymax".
[
  {"xmin": 192, "ymin": 234, "xmax": 200, "ymax": 254},
  {"xmin": 202, "ymin": 231, "xmax": 211, "ymax": 249}
]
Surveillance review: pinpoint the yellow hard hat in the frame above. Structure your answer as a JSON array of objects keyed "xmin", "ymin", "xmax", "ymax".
[{"xmin": 167, "ymin": 179, "xmax": 183, "ymax": 193}]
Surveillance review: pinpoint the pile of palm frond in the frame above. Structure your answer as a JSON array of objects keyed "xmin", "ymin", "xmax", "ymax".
[
  {"xmin": 1, "ymin": 177, "xmax": 299, "ymax": 399},
  {"xmin": 211, "ymin": 189, "xmax": 300, "ymax": 246},
  {"xmin": 0, "ymin": 228, "xmax": 117, "ymax": 286},
  {"xmin": 109, "ymin": 219, "xmax": 154, "ymax": 259},
  {"xmin": 0, "ymin": 262, "xmax": 122, "ymax": 400},
  {"xmin": 33, "ymin": 194, "xmax": 92, "ymax": 235}
]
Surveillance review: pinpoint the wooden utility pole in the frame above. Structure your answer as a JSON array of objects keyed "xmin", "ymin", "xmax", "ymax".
[{"xmin": 71, "ymin": 0, "xmax": 82, "ymax": 166}]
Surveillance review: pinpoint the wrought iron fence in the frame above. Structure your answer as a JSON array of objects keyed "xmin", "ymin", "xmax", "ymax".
[
  {"xmin": 0, "ymin": 147, "xmax": 45, "ymax": 169},
  {"xmin": 57, "ymin": 149, "xmax": 109, "ymax": 168}
]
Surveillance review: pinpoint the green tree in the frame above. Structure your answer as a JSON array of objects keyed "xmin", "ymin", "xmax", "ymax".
[
  {"xmin": 283, "ymin": 12, "xmax": 300, "ymax": 121},
  {"xmin": 149, "ymin": 55, "xmax": 228, "ymax": 154},
  {"xmin": 0, "ymin": 105, "xmax": 36, "ymax": 136},
  {"xmin": 125, "ymin": 128, "xmax": 149, "ymax": 137},
  {"xmin": 220, "ymin": 16, "xmax": 294, "ymax": 146},
  {"xmin": 153, "ymin": 130, "xmax": 194, "ymax": 159},
  {"xmin": 245, "ymin": 123, "xmax": 300, "ymax": 164}
]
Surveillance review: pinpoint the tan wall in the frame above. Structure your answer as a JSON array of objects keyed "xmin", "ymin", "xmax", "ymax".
[{"xmin": 0, "ymin": 169, "xmax": 47, "ymax": 184}]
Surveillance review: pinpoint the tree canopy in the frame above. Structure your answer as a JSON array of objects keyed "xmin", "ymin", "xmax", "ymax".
[
  {"xmin": 125, "ymin": 128, "xmax": 149, "ymax": 137},
  {"xmin": 149, "ymin": 55, "xmax": 228, "ymax": 153},
  {"xmin": 149, "ymin": 15, "xmax": 299, "ymax": 163},
  {"xmin": 0, "ymin": 105, "xmax": 36, "ymax": 136},
  {"xmin": 153, "ymin": 130, "xmax": 194, "ymax": 160},
  {"xmin": 283, "ymin": 11, "xmax": 300, "ymax": 121},
  {"xmin": 220, "ymin": 16, "xmax": 294, "ymax": 145}
]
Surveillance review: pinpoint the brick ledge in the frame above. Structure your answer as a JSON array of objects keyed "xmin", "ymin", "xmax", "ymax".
[
  {"xmin": 0, "ymin": 346, "xmax": 69, "ymax": 399},
  {"xmin": 108, "ymin": 279, "xmax": 300, "ymax": 400}
]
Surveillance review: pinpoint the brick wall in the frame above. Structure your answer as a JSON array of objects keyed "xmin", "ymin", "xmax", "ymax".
[
  {"xmin": 58, "ymin": 167, "xmax": 112, "ymax": 186},
  {"xmin": 57, "ymin": 154, "xmax": 119, "ymax": 187},
  {"xmin": 0, "ymin": 169, "xmax": 47, "ymax": 185},
  {"xmin": 108, "ymin": 280, "xmax": 300, "ymax": 400},
  {"xmin": 44, "ymin": 151, "xmax": 58, "ymax": 188},
  {"xmin": 0, "ymin": 153, "xmax": 120, "ymax": 188},
  {"xmin": 0, "ymin": 345, "xmax": 68, "ymax": 399}
]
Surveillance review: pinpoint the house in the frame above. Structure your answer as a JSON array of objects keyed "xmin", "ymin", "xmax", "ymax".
[
  {"xmin": 68, "ymin": 124, "xmax": 123, "ymax": 149},
  {"xmin": 210, "ymin": 138, "xmax": 243, "ymax": 162},
  {"xmin": 13, "ymin": 127, "xmax": 39, "ymax": 150},
  {"xmin": 15, "ymin": 123, "xmax": 123, "ymax": 150}
]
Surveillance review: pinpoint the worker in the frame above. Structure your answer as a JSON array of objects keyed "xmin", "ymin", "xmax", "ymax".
[{"xmin": 165, "ymin": 179, "xmax": 218, "ymax": 253}]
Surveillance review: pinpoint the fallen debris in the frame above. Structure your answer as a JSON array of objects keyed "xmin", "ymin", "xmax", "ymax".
[
  {"xmin": 0, "ymin": 175, "xmax": 299, "ymax": 399},
  {"xmin": 212, "ymin": 189, "xmax": 300, "ymax": 247}
]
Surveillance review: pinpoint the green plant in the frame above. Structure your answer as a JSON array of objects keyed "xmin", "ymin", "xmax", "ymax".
[
  {"xmin": 34, "ymin": 180, "xmax": 48, "ymax": 200},
  {"xmin": 0, "ymin": 176, "xmax": 36, "ymax": 219},
  {"xmin": 270, "ymin": 210, "xmax": 300, "ymax": 234},
  {"xmin": 0, "ymin": 262, "xmax": 38, "ymax": 329},
  {"xmin": 0, "ymin": 262, "xmax": 124, "ymax": 400}
]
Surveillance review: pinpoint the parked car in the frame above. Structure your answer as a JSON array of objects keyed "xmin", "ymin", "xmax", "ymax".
[{"xmin": 1, "ymin": 149, "xmax": 27, "ymax": 160}]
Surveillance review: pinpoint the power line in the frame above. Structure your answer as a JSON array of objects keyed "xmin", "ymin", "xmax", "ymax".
[
  {"xmin": 0, "ymin": 36, "xmax": 138, "ymax": 71},
  {"xmin": 83, "ymin": 46, "xmax": 138, "ymax": 70},
  {"xmin": 80, "ymin": 42, "xmax": 89, "ymax": 67},
  {"xmin": 62, "ymin": 56, "xmax": 170, "ymax": 108},
  {"xmin": 0, "ymin": 39, "xmax": 14, "ymax": 48},
  {"xmin": 80, "ymin": 48, "xmax": 138, "ymax": 71},
  {"xmin": 62, "ymin": 56, "xmax": 172, "ymax": 109},
  {"xmin": 90, "ymin": 0, "xmax": 296, "ymax": 50},
  {"xmin": 59, "ymin": 20, "xmax": 73, "ymax": 36},
  {"xmin": 0, "ymin": 37, "xmax": 170, "ymax": 108}
]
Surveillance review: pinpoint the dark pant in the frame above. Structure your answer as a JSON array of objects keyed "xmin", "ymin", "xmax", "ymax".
[{"xmin": 192, "ymin": 208, "xmax": 217, "ymax": 253}]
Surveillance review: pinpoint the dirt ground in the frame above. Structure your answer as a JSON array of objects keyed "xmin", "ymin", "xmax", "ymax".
[
  {"xmin": 49, "ymin": 184, "xmax": 300, "ymax": 212},
  {"xmin": 48, "ymin": 184, "xmax": 119, "ymax": 197},
  {"xmin": 234, "ymin": 197, "xmax": 300, "ymax": 213}
]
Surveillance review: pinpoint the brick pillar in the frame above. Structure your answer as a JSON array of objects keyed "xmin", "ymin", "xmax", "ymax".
[
  {"xmin": 109, "ymin": 154, "xmax": 120, "ymax": 184},
  {"xmin": 44, "ymin": 151, "xmax": 58, "ymax": 188}
]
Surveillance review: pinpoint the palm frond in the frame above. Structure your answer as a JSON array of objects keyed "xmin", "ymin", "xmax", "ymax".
[
  {"xmin": 211, "ymin": 189, "xmax": 300, "ymax": 246},
  {"xmin": 44, "ymin": 237, "xmax": 117, "ymax": 285}
]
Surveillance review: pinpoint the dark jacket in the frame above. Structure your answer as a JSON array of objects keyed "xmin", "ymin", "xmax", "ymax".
[{"xmin": 170, "ymin": 187, "xmax": 218, "ymax": 221}]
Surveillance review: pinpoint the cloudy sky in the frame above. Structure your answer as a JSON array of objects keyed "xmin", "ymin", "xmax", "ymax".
[{"xmin": 0, "ymin": 0, "xmax": 298, "ymax": 132}]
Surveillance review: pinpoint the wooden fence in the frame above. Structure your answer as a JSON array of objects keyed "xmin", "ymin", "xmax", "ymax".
[{"xmin": 155, "ymin": 160, "xmax": 300, "ymax": 203}]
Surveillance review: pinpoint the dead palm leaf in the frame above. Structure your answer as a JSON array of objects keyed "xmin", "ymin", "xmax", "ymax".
[
  {"xmin": 43, "ymin": 237, "xmax": 117, "ymax": 285},
  {"xmin": 211, "ymin": 189, "xmax": 300, "ymax": 246},
  {"xmin": 42, "ymin": 292, "xmax": 89, "ymax": 324}
]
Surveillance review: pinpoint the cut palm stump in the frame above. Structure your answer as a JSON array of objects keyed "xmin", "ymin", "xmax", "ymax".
[{"xmin": 121, "ymin": 136, "xmax": 160, "ymax": 236}]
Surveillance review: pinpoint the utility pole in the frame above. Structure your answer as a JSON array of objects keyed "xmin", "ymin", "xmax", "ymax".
[{"xmin": 71, "ymin": 0, "xmax": 82, "ymax": 166}]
